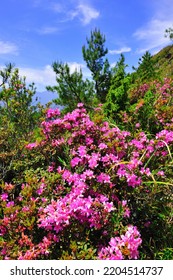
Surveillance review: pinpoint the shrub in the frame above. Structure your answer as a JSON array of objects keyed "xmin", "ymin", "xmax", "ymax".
[{"xmin": 0, "ymin": 104, "xmax": 172, "ymax": 259}]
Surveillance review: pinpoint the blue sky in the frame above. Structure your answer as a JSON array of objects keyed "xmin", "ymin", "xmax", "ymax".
[{"xmin": 0, "ymin": 0, "xmax": 173, "ymax": 102}]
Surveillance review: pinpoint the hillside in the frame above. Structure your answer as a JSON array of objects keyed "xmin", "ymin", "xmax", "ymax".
[{"xmin": 152, "ymin": 44, "xmax": 173, "ymax": 78}]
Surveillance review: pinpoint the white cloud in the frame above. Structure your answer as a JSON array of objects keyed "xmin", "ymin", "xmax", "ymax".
[
  {"xmin": 76, "ymin": 3, "xmax": 100, "ymax": 25},
  {"xmin": 0, "ymin": 41, "xmax": 18, "ymax": 55},
  {"xmin": 18, "ymin": 62, "xmax": 90, "ymax": 92},
  {"xmin": 109, "ymin": 47, "xmax": 131, "ymax": 55},
  {"xmin": 134, "ymin": 19, "xmax": 172, "ymax": 54},
  {"xmin": 67, "ymin": 62, "xmax": 84, "ymax": 72},
  {"xmin": 19, "ymin": 65, "xmax": 56, "ymax": 92},
  {"xmin": 133, "ymin": 0, "xmax": 173, "ymax": 54},
  {"xmin": 51, "ymin": 1, "xmax": 99, "ymax": 25},
  {"xmin": 68, "ymin": 61, "xmax": 91, "ymax": 78}
]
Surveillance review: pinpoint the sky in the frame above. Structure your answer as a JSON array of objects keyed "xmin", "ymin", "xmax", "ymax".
[{"xmin": 0, "ymin": 0, "xmax": 173, "ymax": 103}]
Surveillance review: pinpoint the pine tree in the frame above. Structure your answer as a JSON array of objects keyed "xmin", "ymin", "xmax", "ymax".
[
  {"xmin": 82, "ymin": 28, "xmax": 111, "ymax": 103},
  {"xmin": 46, "ymin": 61, "xmax": 95, "ymax": 113},
  {"xmin": 111, "ymin": 54, "xmax": 127, "ymax": 88},
  {"xmin": 0, "ymin": 63, "xmax": 14, "ymax": 86},
  {"xmin": 165, "ymin": 27, "xmax": 173, "ymax": 40},
  {"xmin": 133, "ymin": 51, "xmax": 157, "ymax": 82},
  {"xmin": 104, "ymin": 54, "xmax": 130, "ymax": 118}
]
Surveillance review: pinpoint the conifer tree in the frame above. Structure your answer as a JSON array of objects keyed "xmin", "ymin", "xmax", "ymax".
[
  {"xmin": 46, "ymin": 62, "xmax": 94, "ymax": 113},
  {"xmin": 82, "ymin": 28, "xmax": 111, "ymax": 103},
  {"xmin": 133, "ymin": 51, "xmax": 157, "ymax": 82},
  {"xmin": 104, "ymin": 54, "xmax": 130, "ymax": 118},
  {"xmin": 0, "ymin": 63, "xmax": 14, "ymax": 86},
  {"xmin": 165, "ymin": 27, "xmax": 173, "ymax": 40},
  {"xmin": 111, "ymin": 54, "xmax": 127, "ymax": 88}
]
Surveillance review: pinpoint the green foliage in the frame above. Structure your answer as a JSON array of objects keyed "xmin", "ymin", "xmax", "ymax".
[
  {"xmin": 104, "ymin": 79, "xmax": 129, "ymax": 116},
  {"xmin": 154, "ymin": 248, "xmax": 173, "ymax": 260},
  {"xmin": 46, "ymin": 61, "xmax": 95, "ymax": 113},
  {"xmin": 133, "ymin": 51, "xmax": 158, "ymax": 83},
  {"xmin": 130, "ymin": 180, "xmax": 173, "ymax": 259},
  {"xmin": 0, "ymin": 30, "xmax": 173, "ymax": 261},
  {"xmin": 111, "ymin": 54, "xmax": 127, "ymax": 88},
  {"xmin": 82, "ymin": 28, "xmax": 112, "ymax": 103},
  {"xmin": 0, "ymin": 65, "xmax": 44, "ymax": 183},
  {"xmin": 0, "ymin": 63, "xmax": 14, "ymax": 86},
  {"xmin": 165, "ymin": 27, "xmax": 173, "ymax": 40},
  {"xmin": 103, "ymin": 55, "xmax": 130, "ymax": 121},
  {"xmin": 125, "ymin": 78, "xmax": 173, "ymax": 134},
  {"xmin": 152, "ymin": 45, "xmax": 173, "ymax": 79}
]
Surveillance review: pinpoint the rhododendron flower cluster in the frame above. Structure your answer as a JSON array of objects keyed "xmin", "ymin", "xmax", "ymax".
[
  {"xmin": 0, "ymin": 102, "xmax": 172, "ymax": 260},
  {"xmin": 39, "ymin": 187, "xmax": 114, "ymax": 232},
  {"xmin": 98, "ymin": 225, "xmax": 142, "ymax": 260}
]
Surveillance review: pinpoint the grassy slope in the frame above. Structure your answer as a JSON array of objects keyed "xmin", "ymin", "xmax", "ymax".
[{"xmin": 152, "ymin": 44, "xmax": 173, "ymax": 78}]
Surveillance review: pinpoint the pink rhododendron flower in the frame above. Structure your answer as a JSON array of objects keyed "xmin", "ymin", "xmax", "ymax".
[
  {"xmin": 117, "ymin": 167, "xmax": 127, "ymax": 178},
  {"xmin": 1, "ymin": 193, "xmax": 8, "ymax": 201},
  {"xmin": 77, "ymin": 103, "xmax": 84, "ymax": 108},
  {"xmin": 98, "ymin": 225, "xmax": 142, "ymax": 260},
  {"xmin": 48, "ymin": 163, "xmax": 55, "ymax": 172},
  {"xmin": 130, "ymin": 139, "xmax": 144, "ymax": 150},
  {"xmin": 85, "ymin": 137, "xmax": 94, "ymax": 145},
  {"xmin": 97, "ymin": 173, "xmax": 111, "ymax": 183},
  {"xmin": 80, "ymin": 169, "xmax": 95, "ymax": 181},
  {"xmin": 98, "ymin": 143, "xmax": 108, "ymax": 149},
  {"xmin": 46, "ymin": 108, "xmax": 60, "ymax": 118},
  {"xmin": 126, "ymin": 173, "xmax": 141, "ymax": 187},
  {"xmin": 157, "ymin": 170, "xmax": 165, "ymax": 176},
  {"xmin": 22, "ymin": 206, "xmax": 30, "ymax": 212},
  {"xmin": 77, "ymin": 145, "xmax": 87, "ymax": 157},
  {"xmin": 135, "ymin": 123, "xmax": 140, "ymax": 128},
  {"xmin": 88, "ymin": 153, "xmax": 100, "ymax": 169},
  {"xmin": 140, "ymin": 167, "xmax": 151, "ymax": 176},
  {"xmin": 6, "ymin": 201, "xmax": 14, "ymax": 208},
  {"xmin": 70, "ymin": 157, "xmax": 81, "ymax": 167},
  {"xmin": 25, "ymin": 142, "xmax": 37, "ymax": 150}
]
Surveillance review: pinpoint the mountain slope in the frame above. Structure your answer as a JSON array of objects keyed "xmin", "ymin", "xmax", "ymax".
[{"xmin": 152, "ymin": 44, "xmax": 173, "ymax": 78}]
